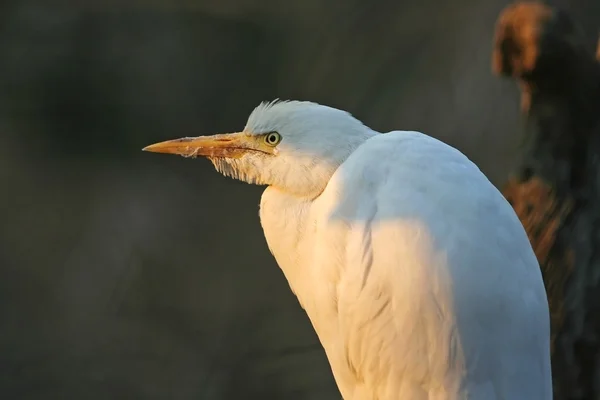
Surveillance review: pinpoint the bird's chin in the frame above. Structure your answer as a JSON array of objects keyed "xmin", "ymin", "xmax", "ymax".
[{"xmin": 208, "ymin": 156, "xmax": 264, "ymax": 185}]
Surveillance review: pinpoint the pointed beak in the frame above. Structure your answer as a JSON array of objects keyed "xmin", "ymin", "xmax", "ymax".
[{"xmin": 142, "ymin": 132, "xmax": 254, "ymax": 159}]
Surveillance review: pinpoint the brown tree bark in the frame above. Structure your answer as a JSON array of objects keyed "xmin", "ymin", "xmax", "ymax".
[{"xmin": 492, "ymin": 3, "xmax": 600, "ymax": 399}]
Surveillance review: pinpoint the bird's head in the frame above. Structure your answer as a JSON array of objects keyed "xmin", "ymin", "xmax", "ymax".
[{"xmin": 143, "ymin": 100, "xmax": 375, "ymax": 199}]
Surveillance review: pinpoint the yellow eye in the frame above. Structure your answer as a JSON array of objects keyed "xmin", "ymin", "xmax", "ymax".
[{"xmin": 264, "ymin": 132, "xmax": 282, "ymax": 146}]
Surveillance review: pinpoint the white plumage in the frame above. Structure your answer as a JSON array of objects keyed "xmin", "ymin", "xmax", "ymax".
[{"xmin": 143, "ymin": 100, "xmax": 553, "ymax": 399}]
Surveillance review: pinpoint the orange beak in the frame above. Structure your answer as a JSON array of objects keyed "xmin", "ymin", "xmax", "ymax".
[{"xmin": 142, "ymin": 132, "xmax": 256, "ymax": 159}]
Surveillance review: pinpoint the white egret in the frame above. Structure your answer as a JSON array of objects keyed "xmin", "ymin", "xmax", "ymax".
[{"xmin": 143, "ymin": 100, "xmax": 552, "ymax": 399}]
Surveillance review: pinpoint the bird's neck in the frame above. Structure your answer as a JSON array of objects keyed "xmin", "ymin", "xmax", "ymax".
[
  {"xmin": 259, "ymin": 129, "xmax": 378, "ymax": 308},
  {"xmin": 259, "ymin": 187, "xmax": 316, "ymax": 308}
]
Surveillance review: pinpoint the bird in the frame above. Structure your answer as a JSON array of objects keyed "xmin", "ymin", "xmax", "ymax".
[
  {"xmin": 492, "ymin": 3, "xmax": 600, "ymax": 399},
  {"xmin": 143, "ymin": 99, "xmax": 553, "ymax": 399}
]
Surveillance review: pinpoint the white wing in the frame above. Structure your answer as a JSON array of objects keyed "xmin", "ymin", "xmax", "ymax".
[{"xmin": 313, "ymin": 131, "xmax": 552, "ymax": 399}]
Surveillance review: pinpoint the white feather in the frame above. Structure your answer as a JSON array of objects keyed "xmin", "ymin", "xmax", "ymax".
[{"xmin": 210, "ymin": 100, "xmax": 553, "ymax": 399}]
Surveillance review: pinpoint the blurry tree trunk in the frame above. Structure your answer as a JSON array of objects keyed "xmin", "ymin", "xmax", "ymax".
[{"xmin": 492, "ymin": 3, "xmax": 600, "ymax": 399}]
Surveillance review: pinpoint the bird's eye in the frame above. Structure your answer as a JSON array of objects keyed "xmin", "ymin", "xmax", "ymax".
[{"xmin": 264, "ymin": 132, "xmax": 282, "ymax": 146}]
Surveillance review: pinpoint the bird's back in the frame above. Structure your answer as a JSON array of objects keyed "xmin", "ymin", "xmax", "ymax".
[{"xmin": 310, "ymin": 131, "xmax": 552, "ymax": 399}]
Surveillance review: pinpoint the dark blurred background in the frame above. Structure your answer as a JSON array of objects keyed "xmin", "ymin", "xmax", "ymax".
[{"xmin": 0, "ymin": 0, "xmax": 598, "ymax": 399}]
